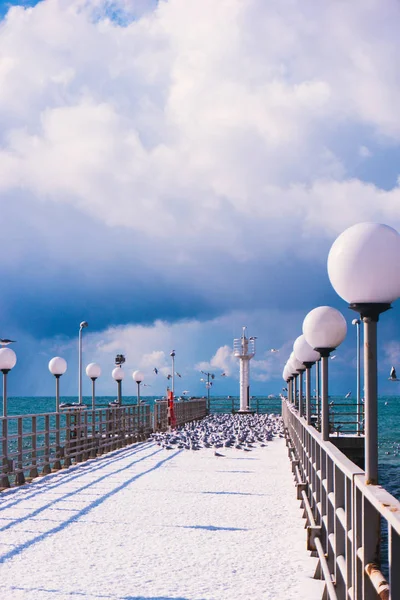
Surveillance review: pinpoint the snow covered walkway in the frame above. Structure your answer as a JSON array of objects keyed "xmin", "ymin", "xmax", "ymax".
[{"xmin": 0, "ymin": 438, "xmax": 324, "ymax": 600}]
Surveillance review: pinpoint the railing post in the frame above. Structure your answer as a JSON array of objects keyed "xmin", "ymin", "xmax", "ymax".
[
  {"xmin": 389, "ymin": 525, "xmax": 400, "ymax": 598},
  {"xmin": 53, "ymin": 412, "xmax": 62, "ymax": 470},
  {"xmin": 42, "ymin": 415, "xmax": 51, "ymax": 474},
  {"xmin": 64, "ymin": 413, "xmax": 72, "ymax": 467},
  {"xmin": 1, "ymin": 417, "xmax": 10, "ymax": 488},
  {"xmin": 30, "ymin": 415, "xmax": 39, "ymax": 478},
  {"xmin": 15, "ymin": 417, "xmax": 25, "ymax": 485}
]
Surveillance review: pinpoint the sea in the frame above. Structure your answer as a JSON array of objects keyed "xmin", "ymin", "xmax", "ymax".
[{"xmin": 5, "ymin": 394, "xmax": 400, "ymax": 502}]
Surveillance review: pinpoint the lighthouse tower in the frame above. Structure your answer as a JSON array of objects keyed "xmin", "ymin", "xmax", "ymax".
[{"xmin": 233, "ymin": 327, "xmax": 256, "ymax": 413}]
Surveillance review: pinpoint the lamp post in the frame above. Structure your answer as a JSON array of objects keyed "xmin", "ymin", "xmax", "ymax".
[
  {"xmin": 0, "ymin": 348, "xmax": 17, "ymax": 489},
  {"xmin": 328, "ymin": 222, "xmax": 400, "ymax": 484},
  {"xmin": 48, "ymin": 357, "xmax": 68, "ymax": 412},
  {"xmin": 289, "ymin": 352, "xmax": 304, "ymax": 411},
  {"xmin": 112, "ymin": 367, "xmax": 125, "ymax": 404},
  {"xmin": 201, "ymin": 370, "xmax": 215, "ymax": 411},
  {"xmin": 133, "ymin": 370, "xmax": 144, "ymax": 405},
  {"xmin": 78, "ymin": 321, "xmax": 88, "ymax": 405},
  {"xmin": 315, "ymin": 358, "xmax": 320, "ymax": 430},
  {"xmin": 303, "ymin": 306, "xmax": 347, "ymax": 441},
  {"xmin": 282, "ymin": 366, "xmax": 291, "ymax": 402},
  {"xmin": 86, "ymin": 363, "xmax": 101, "ymax": 410},
  {"xmin": 170, "ymin": 350, "xmax": 176, "ymax": 397},
  {"xmin": 293, "ymin": 335, "xmax": 320, "ymax": 425},
  {"xmin": 48, "ymin": 356, "xmax": 67, "ymax": 471},
  {"xmin": 352, "ymin": 319, "xmax": 362, "ymax": 435}
]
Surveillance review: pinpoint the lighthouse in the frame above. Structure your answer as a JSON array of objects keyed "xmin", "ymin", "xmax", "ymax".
[{"xmin": 233, "ymin": 327, "xmax": 256, "ymax": 413}]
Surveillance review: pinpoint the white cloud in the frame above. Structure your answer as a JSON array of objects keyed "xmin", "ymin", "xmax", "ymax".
[
  {"xmin": 0, "ymin": 0, "xmax": 400, "ymax": 269},
  {"xmin": 2, "ymin": 0, "xmax": 400, "ymax": 398}
]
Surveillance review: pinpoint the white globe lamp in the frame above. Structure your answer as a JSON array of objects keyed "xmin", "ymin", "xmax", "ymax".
[
  {"xmin": 86, "ymin": 363, "xmax": 101, "ymax": 410},
  {"xmin": 112, "ymin": 367, "xmax": 125, "ymax": 405},
  {"xmin": 327, "ymin": 222, "xmax": 400, "ymax": 485},
  {"xmin": 112, "ymin": 367, "xmax": 125, "ymax": 381},
  {"xmin": 0, "ymin": 348, "xmax": 17, "ymax": 420},
  {"xmin": 86, "ymin": 363, "xmax": 101, "ymax": 379},
  {"xmin": 293, "ymin": 336, "xmax": 320, "ymax": 425},
  {"xmin": 133, "ymin": 370, "xmax": 144, "ymax": 384},
  {"xmin": 327, "ymin": 222, "xmax": 400, "ymax": 307},
  {"xmin": 48, "ymin": 356, "xmax": 67, "ymax": 413},
  {"xmin": 49, "ymin": 357, "xmax": 67, "ymax": 377},
  {"xmin": 133, "ymin": 370, "xmax": 145, "ymax": 405},
  {"xmin": 0, "ymin": 348, "xmax": 17, "ymax": 372},
  {"xmin": 303, "ymin": 306, "xmax": 347, "ymax": 352},
  {"xmin": 303, "ymin": 306, "xmax": 347, "ymax": 441}
]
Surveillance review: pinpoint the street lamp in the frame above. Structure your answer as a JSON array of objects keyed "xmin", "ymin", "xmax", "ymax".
[
  {"xmin": 78, "ymin": 321, "xmax": 88, "ymax": 405},
  {"xmin": 303, "ymin": 306, "xmax": 347, "ymax": 441},
  {"xmin": 112, "ymin": 367, "xmax": 125, "ymax": 404},
  {"xmin": 0, "ymin": 347, "xmax": 17, "ymax": 489},
  {"xmin": 293, "ymin": 335, "xmax": 320, "ymax": 425},
  {"xmin": 288, "ymin": 352, "xmax": 304, "ymax": 412},
  {"xmin": 86, "ymin": 363, "xmax": 101, "ymax": 410},
  {"xmin": 282, "ymin": 366, "xmax": 292, "ymax": 403},
  {"xmin": 0, "ymin": 347, "xmax": 17, "ymax": 418},
  {"xmin": 48, "ymin": 357, "xmax": 68, "ymax": 412},
  {"xmin": 170, "ymin": 350, "xmax": 176, "ymax": 396},
  {"xmin": 132, "ymin": 370, "xmax": 144, "ymax": 405},
  {"xmin": 352, "ymin": 319, "xmax": 362, "ymax": 435},
  {"xmin": 328, "ymin": 222, "xmax": 400, "ymax": 484},
  {"xmin": 201, "ymin": 370, "xmax": 215, "ymax": 411}
]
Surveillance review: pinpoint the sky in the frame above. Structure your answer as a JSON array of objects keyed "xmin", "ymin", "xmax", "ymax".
[{"xmin": 1, "ymin": 0, "xmax": 400, "ymax": 398}]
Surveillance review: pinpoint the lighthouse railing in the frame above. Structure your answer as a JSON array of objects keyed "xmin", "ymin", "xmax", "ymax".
[{"xmin": 282, "ymin": 398, "xmax": 400, "ymax": 600}]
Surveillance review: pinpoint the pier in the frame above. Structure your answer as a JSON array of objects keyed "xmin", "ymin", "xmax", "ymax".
[{"xmin": 0, "ymin": 398, "xmax": 399, "ymax": 599}]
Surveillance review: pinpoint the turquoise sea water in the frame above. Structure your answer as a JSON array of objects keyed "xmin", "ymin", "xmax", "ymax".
[{"xmin": 5, "ymin": 395, "xmax": 400, "ymax": 500}]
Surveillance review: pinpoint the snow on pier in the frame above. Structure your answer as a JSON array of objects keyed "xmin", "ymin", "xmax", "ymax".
[{"xmin": 0, "ymin": 421, "xmax": 323, "ymax": 600}]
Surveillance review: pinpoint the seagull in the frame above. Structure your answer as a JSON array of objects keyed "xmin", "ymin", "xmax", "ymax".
[
  {"xmin": 221, "ymin": 372, "xmax": 227, "ymax": 377},
  {"xmin": 0, "ymin": 339, "xmax": 16, "ymax": 346},
  {"xmin": 330, "ymin": 355, "xmax": 337, "ymax": 360},
  {"xmin": 153, "ymin": 367, "xmax": 158, "ymax": 375},
  {"xmin": 167, "ymin": 374, "xmax": 172, "ymax": 380},
  {"xmin": 176, "ymin": 372, "xmax": 182, "ymax": 378},
  {"xmin": 270, "ymin": 348, "xmax": 279, "ymax": 353}
]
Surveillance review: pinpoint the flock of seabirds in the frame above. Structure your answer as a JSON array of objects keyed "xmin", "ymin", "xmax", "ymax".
[{"xmin": 150, "ymin": 413, "xmax": 285, "ymax": 454}]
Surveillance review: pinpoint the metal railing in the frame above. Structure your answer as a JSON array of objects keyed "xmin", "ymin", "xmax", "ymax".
[
  {"xmin": 153, "ymin": 399, "xmax": 207, "ymax": 431},
  {"xmin": 301, "ymin": 399, "xmax": 365, "ymax": 435},
  {"xmin": 282, "ymin": 399, "xmax": 400, "ymax": 600},
  {"xmin": 208, "ymin": 397, "xmax": 282, "ymax": 414},
  {"xmin": 0, "ymin": 404, "xmax": 152, "ymax": 488},
  {"xmin": 1, "ymin": 399, "xmax": 208, "ymax": 488}
]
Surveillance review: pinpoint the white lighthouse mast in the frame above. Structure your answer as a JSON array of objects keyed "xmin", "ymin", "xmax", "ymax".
[{"xmin": 233, "ymin": 327, "xmax": 256, "ymax": 413}]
